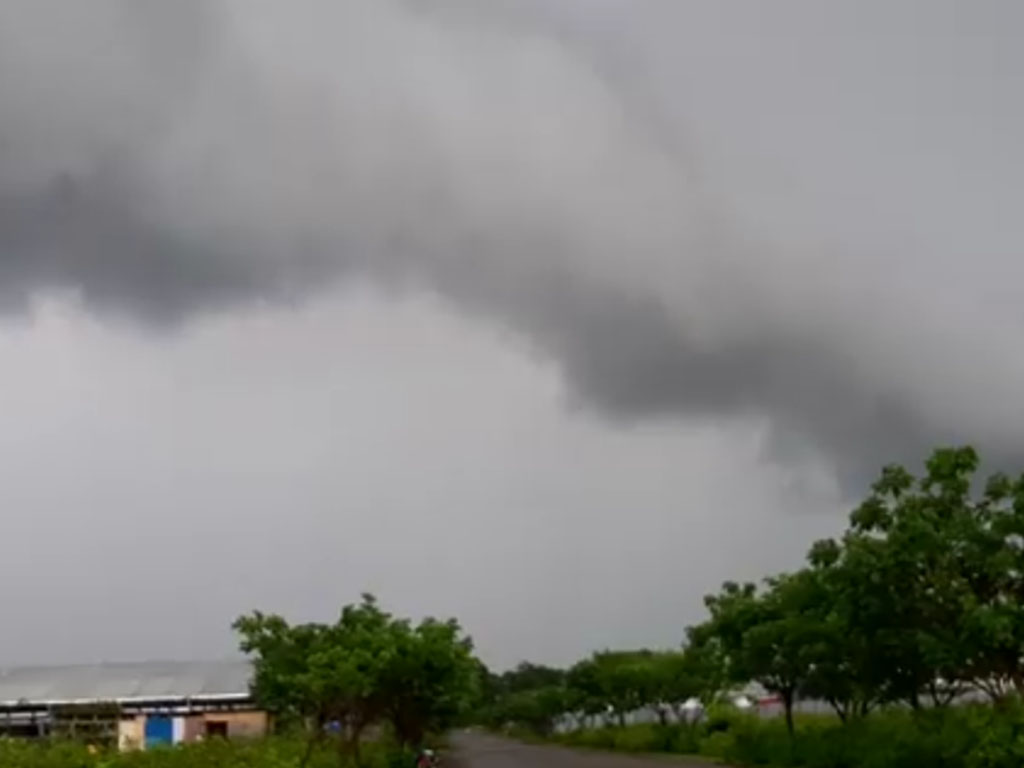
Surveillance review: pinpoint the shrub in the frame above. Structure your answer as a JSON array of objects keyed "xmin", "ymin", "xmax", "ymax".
[
  {"xmin": 609, "ymin": 724, "xmax": 668, "ymax": 753},
  {"xmin": 708, "ymin": 705, "xmax": 1024, "ymax": 768},
  {"xmin": 0, "ymin": 734, "xmax": 409, "ymax": 768},
  {"xmin": 531, "ymin": 702, "xmax": 1024, "ymax": 768},
  {"xmin": 667, "ymin": 724, "xmax": 701, "ymax": 755},
  {"xmin": 570, "ymin": 727, "xmax": 617, "ymax": 750}
]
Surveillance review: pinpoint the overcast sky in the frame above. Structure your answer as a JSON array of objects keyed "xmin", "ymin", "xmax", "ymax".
[{"xmin": 0, "ymin": 0, "xmax": 1021, "ymax": 670}]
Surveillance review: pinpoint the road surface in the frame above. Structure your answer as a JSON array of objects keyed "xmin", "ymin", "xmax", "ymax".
[{"xmin": 450, "ymin": 732, "xmax": 717, "ymax": 768}]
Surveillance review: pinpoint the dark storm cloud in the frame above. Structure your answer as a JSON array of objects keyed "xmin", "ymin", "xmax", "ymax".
[
  {"xmin": 1, "ymin": 0, "xmax": 1023, "ymax": 490},
  {"xmin": 0, "ymin": 172, "xmax": 344, "ymax": 321}
]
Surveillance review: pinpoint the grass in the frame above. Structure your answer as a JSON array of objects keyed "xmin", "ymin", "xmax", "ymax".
[
  {"xmin": 525, "ymin": 702, "xmax": 1024, "ymax": 768},
  {"xmin": 0, "ymin": 734, "xmax": 414, "ymax": 768}
]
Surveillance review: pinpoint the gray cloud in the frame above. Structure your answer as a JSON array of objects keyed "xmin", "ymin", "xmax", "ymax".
[{"xmin": 2, "ymin": 0, "xmax": 1023, "ymax": 490}]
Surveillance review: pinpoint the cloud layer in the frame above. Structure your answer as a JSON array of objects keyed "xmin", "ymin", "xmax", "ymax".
[{"xmin": 2, "ymin": 0, "xmax": 1023, "ymax": 489}]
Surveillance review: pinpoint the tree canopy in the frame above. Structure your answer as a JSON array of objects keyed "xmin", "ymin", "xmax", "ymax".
[
  {"xmin": 233, "ymin": 447, "xmax": 1024, "ymax": 751},
  {"xmin": 234, "ymin": 594, "xmax": 477, "ymax": 764},
  {"xmin": 475, "ymin": 446, "xmax": 1024, "ymax": 737}
]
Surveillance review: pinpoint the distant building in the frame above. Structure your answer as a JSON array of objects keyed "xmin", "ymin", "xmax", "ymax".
[{"xmin": 0, "ymin": 660, "xmax": 268, "ymax": 750}]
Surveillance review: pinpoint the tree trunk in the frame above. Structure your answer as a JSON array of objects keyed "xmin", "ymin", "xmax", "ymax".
[
  {"xmin": 338, "ymin": 721, "xmax": 365, "ymax": 768},
  {"xmin": 782, "ymin": 689, "xmax": 795, "ymax": 738},
  {"xmin": 908, "ymin": 688, "xmax": 921, "ymax": 710},
  {"xmin": 300, "ymin": 715, "xmax": 326, "ymax": 768},
  {"xmin": 827, "ymin": 698, "xmax": 848, "ymax": 724},
  {"xmin": 1011, "ymin": 669, "xmax": 1024, "ymax": 697},
  {"xmin": 300, "ymin": 732, "xmax": 320, "ymax": 768}
]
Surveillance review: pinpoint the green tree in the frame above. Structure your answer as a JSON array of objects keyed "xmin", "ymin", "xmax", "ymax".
[
  {"xmin": 235, "ymin": 595, "xmax": 477, "ymax": 765},
  {"xmin": 811, "ymin": 447, "xmax": 1023, "ymax": 709},
  {"xmin": 680, "ymin": 626, "xmax": 728, "ymax": 709},
  {"xmin": 801, "ymin": 537, "xmax": 886, "ymax": 721},
  {"xmin": 970, "ymin": 469, "xmax": 1024, "ymax": 699},
  {"xmin": 378, "ymin": 616, "xmax": 478, "ymax": 747},
  {"xmin": 498, "ymin": 686, "xmax": 570, "ymax": 735},
  {"xmin": 566, "ymin": 657, "xmax": 610, "ymax": 726},
  {"xmin": 565, "ymin": 651, "xmax": 660, "ymax": 727},
  {"xmin": 498, "ymin": 663, "xmax": 566, "ymax": 694},
  {"xmin": 235, "ymin": 595, "xmax": 395, "ymax": 765},
  {"xmin": 699, "ymin": 574, "xmax": 824, "ymax": 735},
  {"xmin": 232, "ymin": 613, "xmax": 329, "ymax": 730}
]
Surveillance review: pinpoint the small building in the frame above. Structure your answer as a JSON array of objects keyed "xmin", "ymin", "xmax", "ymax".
[{"xmin": 0, "ymin": 660, "xmax": 268, "ymax": 750}]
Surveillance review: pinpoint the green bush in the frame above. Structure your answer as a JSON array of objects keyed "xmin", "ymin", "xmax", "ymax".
[
  {"xmin": 555, "ymin": 722, "xmax": 701, "ymax": 756},
  {"xmin": 702, "ymin": 704, "xmax": 752, "ymax": 737},
  {"xmin": 706, "ymin": 705, "xmax": 1024, "ymax": 768},
  {"xmin": 567, "ymin": 726, "xmax": 617, "ymax": 750},
  {"xmin": 0, "ymin": 735, "xmax": 410, "ymax": 768},
  {"xmin": 667, "ymin": 724, "xmax": 701, "ymax": 755},
  {"xmin": 535, "ymin": 702, "xmax": 1024, "ymax": 768},
  {"xmin": 611, "ymin": 724, "xmax": 672, "ymax": 753}
]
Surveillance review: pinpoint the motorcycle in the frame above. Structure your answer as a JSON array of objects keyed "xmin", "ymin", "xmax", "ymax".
[{"xmin": 416, "ymin": 748, "xmax": 440, "ymax": 768}]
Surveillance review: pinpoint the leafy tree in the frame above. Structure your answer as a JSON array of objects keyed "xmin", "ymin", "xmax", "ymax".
[
  {"xmin": 498, "ymin": 663, "xmax": 566, "ymax": 694},
  {"xmin": 233, "ymin": 613, "xmax": 329, "ymax": 730},
  {"xmin": 378, "ymin": 617, "xmax": 478, "ymax": 747},
  {"xmin": 801, "ymin": 536, "xmax": 886, "ymax": 721},
  {"xmin": 565, "ymin": 657, "xmax": 609, "ymax": 725},
  {"xmin": 470, "ymin": 446, "xmax": 1024, "ymax": 746},
  {"xmin": 679, "ymin": 631, "xmax": 728, "ymax": 709},
  {"xmin": 235, "ymin": 595, "xmax": 477, "ymax": 766},
  {"xmin": 233, "ymin": 614, "xmax": 339, "ymax": 766},
  {"xmin": 843, "ymin": 452, "xmax": 982, "ymax": 705},
  {"xmin": 698, "ymin": 574, "xmax": 825, "ymax": 735},
  {"xmin": 563, "ymin": 651, "xmax": 661, "ymax": 727},
  {"xmin": 810, "ymin": 447, "xmax": 1024, "ymax": 708},
  {"xmin": 499, "ymin": 686, "xmax": 570, "ymax": 736},
  {"xmin": 597, "ymin": 651, "xmax": 656, "ymax": 726}
]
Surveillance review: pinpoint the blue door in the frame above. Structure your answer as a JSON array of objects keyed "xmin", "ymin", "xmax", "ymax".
[{"xmin": 145, "ymin": 716, "xmax": 173, "ymax": 748}]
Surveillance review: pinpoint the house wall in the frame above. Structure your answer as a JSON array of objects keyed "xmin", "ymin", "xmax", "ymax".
[
  {"xmin": 183, "ymin": 715, "xmax": 205, "ymax": 742},
  {"xmin": 118, "ymin": 717, "xmax": 143, "ymax": 751},
  {"xmin": 200, "ymin": 710, "xmax": 269, "ymax": 739},
  {"xmin": 172, "ymin": 717, "xmax": 186, "ymax": 743},
  {"xmin": 125, "ymin": 709, "xmax": 268, "ymax": 750}
]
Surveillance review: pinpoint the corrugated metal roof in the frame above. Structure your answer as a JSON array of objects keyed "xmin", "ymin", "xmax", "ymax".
[{"xmin": 0, "ymin": 661, "xmax": 252, "ymax": 705}]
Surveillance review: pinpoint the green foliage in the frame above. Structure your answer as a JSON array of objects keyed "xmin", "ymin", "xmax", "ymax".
[
  {"xmin": 568, "ymin": 651, "xmax": 662, "ymax": 725},
  {"xmin": 696, "ymin": 572, "xmax": 829, "ymax": 733},
  {"xmin": 0, "ymin": 735, "xmax": 408, "ymax": 768},
  {"xmin": 688, "ymin": 446, "xmax": 1024, "ymax": 722},
  {"xmin": 714, "ymin": 706, "xmax": 1022, "ymax": 768},
  {"xmin": 378, "ymin": 616, "xmax": 478, "ymax": 746},
  {"xmin": 480, "ymin": 646, "xmax": 712, "ymax": 734},
  {"xmin": 550, "ymin": 705, "xmax": 1024, "ymax": 768},
  {"xmin": 558, "ymin": 723, "xmax": 675, "ymax": 753},
  {"xmin": 234, "ymin": 594, "xmax": 477, "ymax": 760},
  {"xmin": 475, "ymin": 663, "xmax": 570, "ymax": 734},
  {"xmin": 479, "ymin": 446, "xmax": 1024, "ymax": 767}
]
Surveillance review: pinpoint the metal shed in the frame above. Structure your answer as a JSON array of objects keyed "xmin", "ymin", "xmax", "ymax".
[{"xmin": 0, "ymin": 660, "xmax": 266, "ymax": 748}]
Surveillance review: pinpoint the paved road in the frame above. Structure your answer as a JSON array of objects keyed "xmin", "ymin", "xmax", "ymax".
[{"xmin": 450, "ymin": 732, "xmax": 715, "ymax": 768}]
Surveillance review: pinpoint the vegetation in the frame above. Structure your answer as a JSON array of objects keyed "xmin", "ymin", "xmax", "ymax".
[
  {"xmin": 549, "ymin": 703, "xmax": 1024, "ymax": 768},
  {"xmin": 0, "ymin": 734, "xmax": 411, "ymax": 768},
  {"xmin": 5, "ymin": 445, "xmax": 1024, "ymax": 767},
  {"xmin": 478, "ymin": 446, "xmax": 1024, "ymax": 767},
  {"xmin": 234, "ymin": 594, "xmax": 478, "ymax": 764},
  {"xmin": 0, "ymin": 597, "xmax": 472, "ymax": 768}
]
